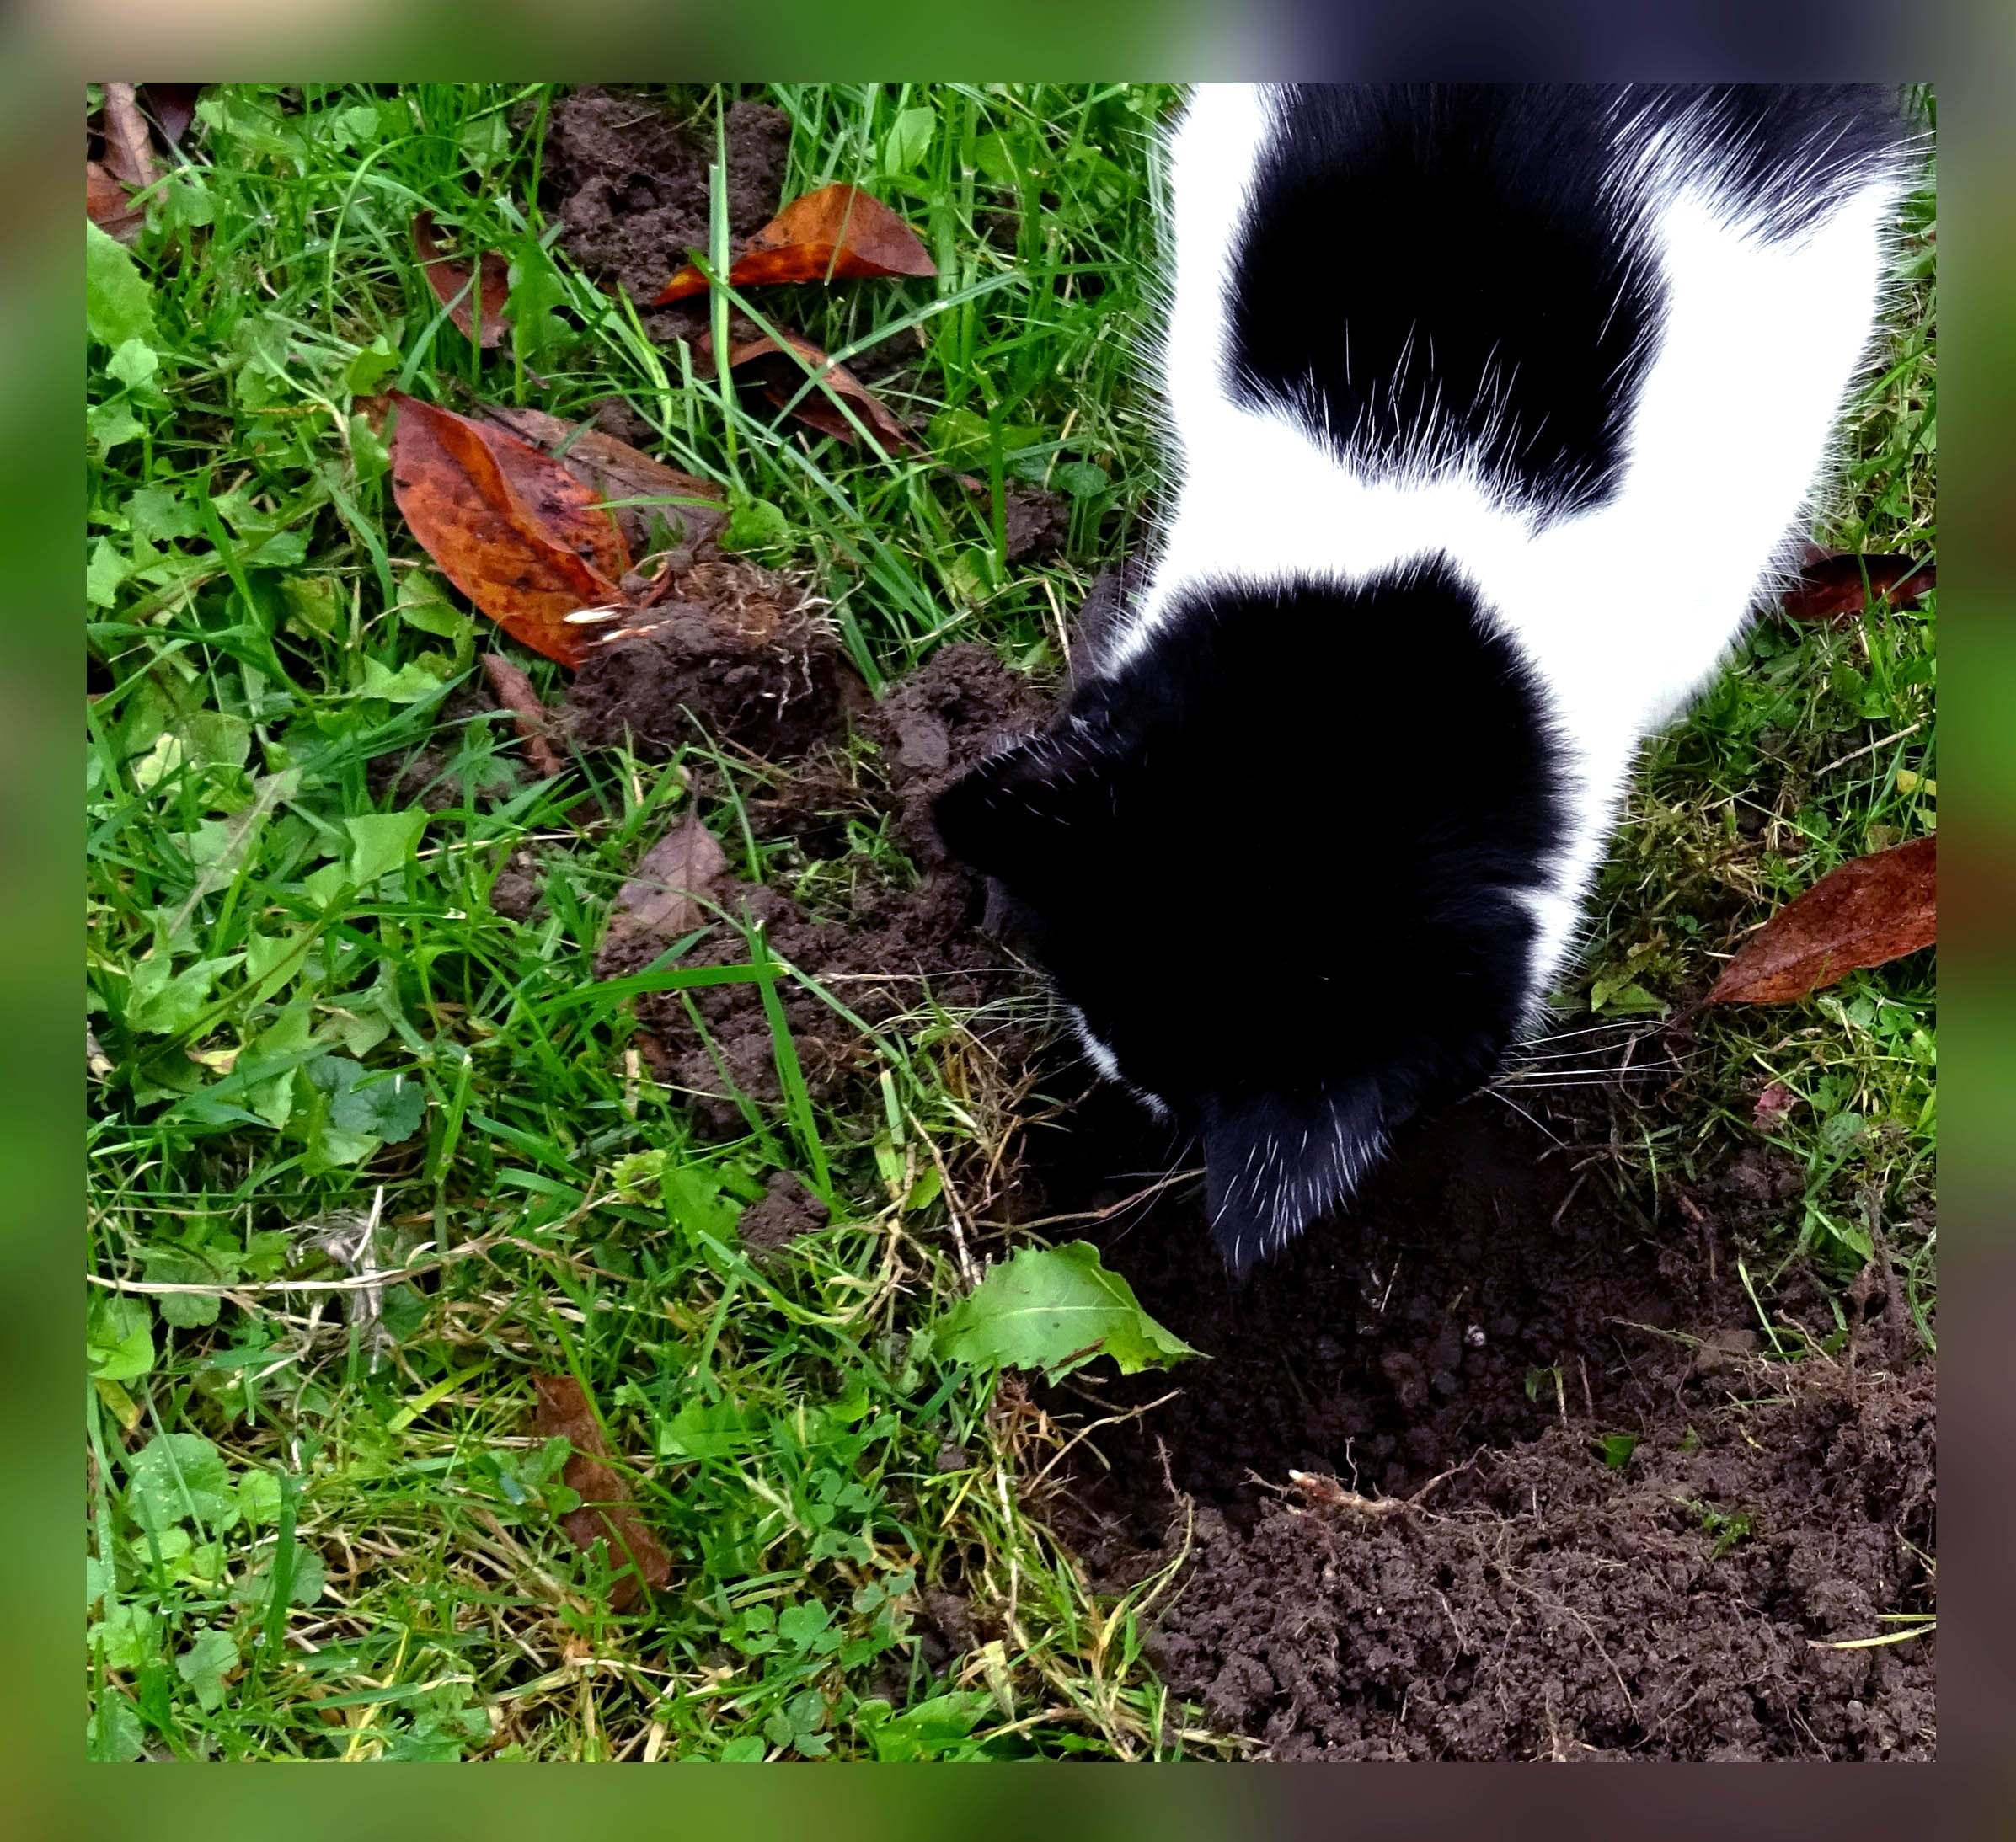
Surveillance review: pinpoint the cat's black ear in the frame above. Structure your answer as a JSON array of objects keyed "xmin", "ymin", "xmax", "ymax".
[
  {"xmin": 1201, "ymin": 1083, "xmax": 1388, "ymax": 1276},
  {"xmin": 931, "ymin": 723, "xmax": 1112, "ymax": 888}
]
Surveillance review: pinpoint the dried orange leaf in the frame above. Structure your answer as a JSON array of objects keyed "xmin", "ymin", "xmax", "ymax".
[
  {"xmin": 531, "ymin": 1375, "xmax": 671, "ymax": 1611},
  {"xmin": 476, "ymin": 403, "xmax": 727, "ymax": 558},
  {"xmin": 387, "ymin": 392, "xmax": 629, "ymax": 668},
  {"xmin": 412, "ymin": 210, "xmax": 511, "ymax": 349},
  {"xmin": 705, "ymin": 328, "xmax": 915, "ymax": 456},
  {"xmin": 1777, "ymin": 549, "xmax": 1935, "ymax": 624},
  {"xmin": 654, "ymin": 181, "xmax": 936, "ymax": 303},
  {"xmin": 1706, "ymin": 835, "xmax": 1935, "ymax": 1006}
]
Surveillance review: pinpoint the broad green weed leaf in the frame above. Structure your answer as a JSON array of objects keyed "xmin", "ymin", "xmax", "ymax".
[
  {"xmin": 344, "ymin": 335, "xmax": 398, "ymax": 396},
  {"xmin": 142, "ymin": 1247, "xmax": 240, "ymax": 1328},
  {"xmin": 345, "ymin": 809, "xmax": 427, "ymax": 884},
  {"xmin": 356, "ymin": 656, "xmax": 446, "ymax": 703},
  {"xmin": 307, "ymin": 1054, "xmax": 425, "ymax": 1145},
  {"xmin": 85, "ymin": 537, "xmax": 132, "ymax": 608},
  {"xmin": 938, "ymin": 1241, "xmax": 1199, "ymax": 1381},
  {"xmin": 280, "ymin": 575, "xmax": 342, "ymax": 638},
  {"xmin": 722, "ymin": 494, "xmax": 790, "ymax": 555},
  {"xmin": 106, "ymin": 337, "xmax": 160, "ymax": 389},
  {"xmin": 127, "ymin": 1432, "xmax": 233, "ymax": 1534},
  {"xmin": 86, "ymin": 220, "xmax": 157, "ymax": 347},
  {"xmin": 175, "ymin": 1626, "xmax": 240, "ymax": 1712},
  {"xmin": 87, "ymin": 1695, "xmax": 144, "ymax": 1764},
  {"xmin": 656, "ymin": 1398, "xmax": 762, "ymax": 1460},
  {"xmin": 87, "ymin": 1294, "xmax": 155, "ymax": 1381},
  {"xmin": 883, "ymin": 106, "xmax": 937, "ymax": 174}
]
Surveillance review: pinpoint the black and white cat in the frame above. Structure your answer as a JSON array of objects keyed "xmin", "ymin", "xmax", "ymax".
[{"xmin": 935, "ymin": 84, "xmax": 1917, "ymax": 1272}]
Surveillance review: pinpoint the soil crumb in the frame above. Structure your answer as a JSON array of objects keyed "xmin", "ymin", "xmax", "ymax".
[
  {"xmin": 544, "ymin": 88, "xmax": 790, "ymax": 313},
  {"xmin": 564, "ymin": 560, "xmax": 854, "ymax": 761},
  {"xmin": 738, "ymin": 1171, "xmax": 831, "ymax": 1258},
  {"xmin": 1001, "ymin": 483, "xmax": 1068, "ymax": 563}
]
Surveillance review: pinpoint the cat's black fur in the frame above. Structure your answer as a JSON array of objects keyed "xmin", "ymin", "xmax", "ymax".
[{"xmin": 933, "ymin": 558, "xmax": 1562, "ymax": 1271}]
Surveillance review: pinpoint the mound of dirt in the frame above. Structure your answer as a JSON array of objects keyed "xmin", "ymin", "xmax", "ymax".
[
  {"xmin": 512, "ymin": 444, "xmax": 1934, "ymax": 1759},
  {"xmin": 564, "ymin": 560, "xmax": 858, "ymax": 762},
  {"xmin": 738, "ymin": 1171, "xmax": 832, "ymax": 1257},
  {"xmin": 1152, "ymin": 1360, "xmax": 1934, "ymax": 1761},
  {"xmin": 1008, "ymin": 1082, "xmax": 1936, "ymax": 1760},
  {"xmin": 543, "ymin": 88, "xmax": 790, "ymax": 312}
]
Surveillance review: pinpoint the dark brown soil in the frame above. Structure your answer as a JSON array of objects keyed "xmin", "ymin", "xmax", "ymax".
[
  {"xmin": 564, "ymin": 560, "xmax": 858, "ymax": 763},
  {"xmin": 543, "ymin": 88, "xmax": 790, "ymax": 318},
  {"xmin": 594, "ymin": 642, "xmax": 1047, "ymax": 1135},
  {"xmin": 737, "ymin": 1171, "xmax": 832, "ymax": 1257},
  {"xmin": 1001, "ymin": 484, "xmax": 1069, "ymax": 563},
  {"xmin": 1007, "ymin": 1082, "xmax": 1934, "ymax": 1759}
]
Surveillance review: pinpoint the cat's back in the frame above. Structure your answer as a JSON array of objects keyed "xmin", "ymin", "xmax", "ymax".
[{"xmin": 1141, "ymin": 83, "xmax": 1912, "ymax": 729}]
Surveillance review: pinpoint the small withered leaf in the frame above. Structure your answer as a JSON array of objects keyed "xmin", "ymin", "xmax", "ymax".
[
  {"xmin": 595, "ymin": 810, "xmax": 731, "ymax": 978},
  {"xmin": 1706, "ymin": 835, "xmax": 1935, "ymax": 1006},
  {"xmin": 653, "ymin": 182, "xmax": 935, "ymax": 302},
  {"xmin": 531, "ymin": 1375, "xmax": 672, "ymax": 1611},
  {"xmin": 386, "ymin": 392, "xmax": 630, "ymax": 668},
  {"xmin": 412, "ymin": 210, "xmax": 511, "ymax": 348},
  {"xmin": 1776, "ymin": 549, "xmax": 1935, "ymax": 625},
  {"xmin": 702, "ymin": 327, "xmax": 916, "ymax": 456},
  {"xmin": 477, "ymin": 403, "xmax": 728, "ymax": 560}
]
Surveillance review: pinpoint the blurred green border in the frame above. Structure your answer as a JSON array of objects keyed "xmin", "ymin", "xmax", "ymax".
[{"xmin": 18, "ymin": 0, "xmax": 2008, "ymax": 1818}]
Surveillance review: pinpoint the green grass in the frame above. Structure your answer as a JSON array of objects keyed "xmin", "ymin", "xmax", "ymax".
[{"xmin": 85, "ymin": 83, "xmax": 1933, "ymax": 1761}]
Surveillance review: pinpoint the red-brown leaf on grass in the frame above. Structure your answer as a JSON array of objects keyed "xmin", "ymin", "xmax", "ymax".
[
  {"xmin": 141, "ymin": 83, "xmax": 203, "ymax": 148},
  {"xmin": 476, "ymin": 403, "xmax": 727, "ymax": 560},
  {"xmin": 1706, "ymin": 834, "xmax": 1936, "ymax": 1006},
  {"xmin": 412, "ymin": 211, "xmax": 511, "ymax": 348},
  {"xmin": 653, "ymin": 182, "xmax": 937, "ymax": 304},
  {"xmin": 1777, "ymin": 547, "xmax": 1936, "ymax": 624},
  {"xmin": 703, "ymin": 328, "xmax": 916, "ymax": 455},
  {"xmin": 531, "ymin": 1375, "xmax": 671, "ymax": 1611},
  {"xmin": 87, "ymin": 160, "xmax": 146, "ymax": 243},
  {"xmin": 594, "ymin": 810, "xmax": 731, "ymax": 978},
  {"xmin": 387, "ymin": 392, "xmax": 630, "ymax": 668},
  {"xmin": 479, "ymin": 654, "xmax": 564, "ymax": 778}
]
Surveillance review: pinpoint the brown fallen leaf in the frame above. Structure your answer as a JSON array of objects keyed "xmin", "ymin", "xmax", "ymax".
[
  {"xmin": 87, "ymin": 160, "xmax": 146, "ymax": 243},
  {"xmin": 595, "ymin": 809, "xmax": 730, "ymax": 978},
  {"xmin": 476, "ymin": 403, "xmax": 727, "ymax": 561},
  {"xmin": 531, "ymin": 1375, "xmax": 672, "ymax": 1611},
  {"xmin": 99, "ymin": 83, "xmax": 160, "ymax": 195},
  {"xmin": 703, "ymin": 328, "xmax": 915, "ymax": 455},
  {"xmin": 412, "ymin": 210, "xmax": 511, "ymax": 349},
  {"xmin": 387, "ymin": 392, "xmax": 630, "ymax": 669},
  {"xmin": 1707, "ymin": 834, "xmax": 1935, "ymax": 1006},
  {"xmin": 479, "ymin": 654, "xmax": 564, "ymax": 778},
  {"xmin": 141, "ymin": 83, "xmax": 203, "ymax": 148},
  {"xmin": 653, "ymin": 181, "xmax": 937, "ymax": 304},
  {"xmin": 1777, "ymin": 548, "xmax": 1935, "ymax": 624}
]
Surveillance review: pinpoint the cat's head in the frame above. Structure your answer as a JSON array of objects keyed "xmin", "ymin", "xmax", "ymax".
[{"xmin": 932, "ymin": 558, "xmax": 1565, "ymax": 1272}]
